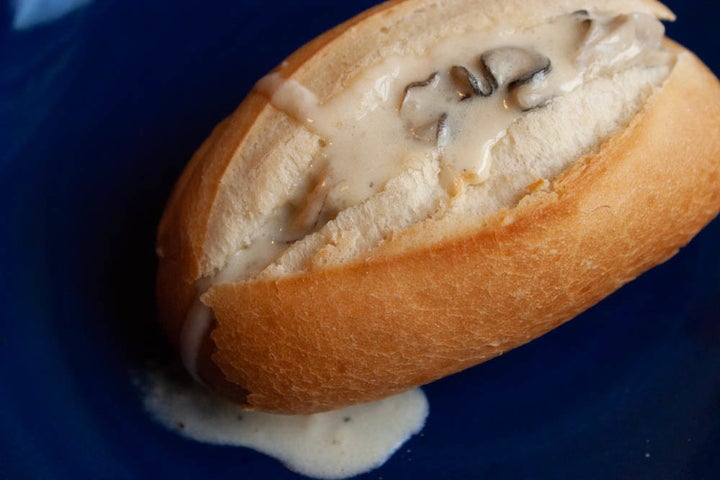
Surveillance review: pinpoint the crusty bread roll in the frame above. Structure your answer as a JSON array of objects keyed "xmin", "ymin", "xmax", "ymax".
[{"xmin": 156, "ymin": 0, "xmax": 720, "ymax": 414}]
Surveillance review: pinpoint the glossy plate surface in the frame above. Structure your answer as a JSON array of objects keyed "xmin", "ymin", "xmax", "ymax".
[{"xmin": 1, "ymin": 1, "xmax": 718, "ymax": 478}]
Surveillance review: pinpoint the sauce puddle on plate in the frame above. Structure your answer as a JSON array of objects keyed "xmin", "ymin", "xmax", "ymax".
[{"xmin": 134, "ymin": 366, "xmax": 428, "ymax": 479}]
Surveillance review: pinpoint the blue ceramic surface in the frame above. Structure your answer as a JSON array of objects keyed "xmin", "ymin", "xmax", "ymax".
[{"xmin": 1, "ymin": 1, "xmax": 718, "ymax": 478}]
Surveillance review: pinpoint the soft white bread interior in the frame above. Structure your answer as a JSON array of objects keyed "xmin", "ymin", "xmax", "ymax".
[{"xmin": 157, "ymin": 0, "xmax": 720, "ymax": 414}]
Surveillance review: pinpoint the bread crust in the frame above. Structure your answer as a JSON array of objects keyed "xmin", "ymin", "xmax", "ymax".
[{"xmin": 157, "ymin": 0, "xmax": 720, "ymax": 414}]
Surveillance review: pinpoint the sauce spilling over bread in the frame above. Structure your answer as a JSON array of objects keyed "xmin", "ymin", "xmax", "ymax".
[{"xmin": 179, "ymin": 11, "xmax": 674, "ymax": 384}]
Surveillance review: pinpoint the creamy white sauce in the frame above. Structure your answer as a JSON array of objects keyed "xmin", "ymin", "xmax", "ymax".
[
  {"xmin": 138, "ymin": 368, "xmax": 429, "ymax": 479},
  {"xmin": 179, "ymin": 299, "xmax": 212, "ymax": 383},
  {"xmin": 256, "ymin": 12, "xmax": 670, "ymax": 206}
]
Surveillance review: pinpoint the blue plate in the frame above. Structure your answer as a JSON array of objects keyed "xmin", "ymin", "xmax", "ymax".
[{"xmin": 1, "ymin": 1, "xmax": 718, "ymax": 478}]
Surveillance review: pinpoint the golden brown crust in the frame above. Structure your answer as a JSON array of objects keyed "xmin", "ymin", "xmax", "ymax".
[
  {"xmin": 156, "ymin": 0, "xmax": 720, "ymax": 414},
  {"xmin": 202, "ymin": 49, "xmax": 720, "ymax": 413}
]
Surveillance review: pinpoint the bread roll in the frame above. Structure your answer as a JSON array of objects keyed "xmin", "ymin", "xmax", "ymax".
[{"xmin": 156, "ymin": 0, "xmax": 720, "ymax": 414}]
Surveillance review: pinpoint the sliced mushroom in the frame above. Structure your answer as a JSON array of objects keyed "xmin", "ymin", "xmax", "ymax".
[
  {"xmin": 436, "ymin": 113, "xmax": 450, "ymax": 148},
  {"xmin": 572, "ymin": 9, "xmax": 594, "ymax": 36},
  {"xmin": 410, "ymin": 113, "xmax": 449, "ymax": 146},
  {"xmin": 572, "ymin": 9, "xmax": 590, "ymax": 20},
  {"xmin": 449, "ymin": 65, "xmax": 493, "ymax": 99},
  {"xmin": 480, "ymin": 47, "xmax": 551, "ymax": 90},
  {"xmin": 399, "ymin": 71, "xmax": 449, "ymax": 146},
  {"xmin": 281, "ymin": 174, "xmax": 333, "ymax": 243},
  {"xmin": 576, "ymin": 14, "xmax": 654, "ymax": 71},
  {"xmin": 510, "ymin": 78, "xmax": 554, "ymax": 111},
  {"xmin": 399, "ymin": 72, "xmax": 442, "ymax": 132},
  {"xmin": 399, "ymin": 72, "xmax": 439, "ymax": 112},
  {"xmin": 579, "ymin": 15, "xmax": 613, "ymax": 51}
]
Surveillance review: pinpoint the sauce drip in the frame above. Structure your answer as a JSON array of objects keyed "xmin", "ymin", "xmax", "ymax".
[{"xmin": 138, "ymin": 368, "xmax": 429, "ymax": 479}]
